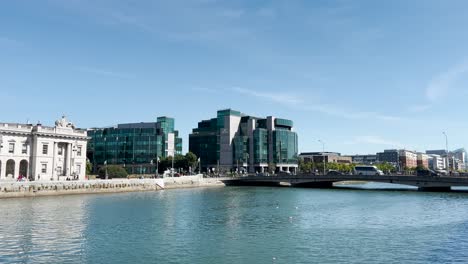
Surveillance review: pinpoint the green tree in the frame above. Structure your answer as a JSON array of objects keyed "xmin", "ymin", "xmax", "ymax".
[
  {"xmin": 185, "ymin": 152, "xmax": 198, "ymax": 169},
  {"xmin": 376, "ymin": 162, "xmax": 397, "ymax": 174},
  {"xmin": 98, "ymin": 165, "xmax": 128, "ymax": 179},
  {"xmin": 268, "ymin": 163, "xmax": 276, "ymax": 174},
  {"xmin": 86, "ymin": 161, "xmax": 93, "ymax": 175}
]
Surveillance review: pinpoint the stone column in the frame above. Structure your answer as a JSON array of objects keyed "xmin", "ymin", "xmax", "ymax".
[
  {"xmin": 14, "ymin": 159, "xmax": 20, "ymax": 180},
  {"xmin": 0, "ymin": 159, "xmax": 5, "ymax": 179},
  {"xmin": 67, "ymin": 143, "xmax": 72, "ymax": 176},
  {"xmin": 52, "ymin": 142, "xmax": 57, "ymax": 180}
]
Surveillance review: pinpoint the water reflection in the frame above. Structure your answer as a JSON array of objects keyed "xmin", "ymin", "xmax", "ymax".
[
  {"xmin": 0, "ymin": 195, "xmax": 89, "ymax": 263},
  {"xmin": 1, "ymin": 186, "xmax": 468, "ymax": 263}
]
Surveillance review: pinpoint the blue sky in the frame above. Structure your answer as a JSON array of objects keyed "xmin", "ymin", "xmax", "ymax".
[{"xmin": 1, "ymin": 0, "xmax": 467, "ymax": 155}]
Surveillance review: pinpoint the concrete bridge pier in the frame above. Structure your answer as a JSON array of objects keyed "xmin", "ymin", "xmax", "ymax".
[
  {"xmin": 418, "ymin": 186, "xmax": 452, "ymax": 192},
  {"xmin": 292, "ymin": 181, "xmax": 334, "ymax": 188}
]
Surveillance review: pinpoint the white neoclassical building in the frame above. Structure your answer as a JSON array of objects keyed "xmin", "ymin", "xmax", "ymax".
[{"xmin": 0, "ymin": 116, "xmax": 88, "ymax": 181}]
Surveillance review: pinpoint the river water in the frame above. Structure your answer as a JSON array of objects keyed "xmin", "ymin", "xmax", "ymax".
[{"xmin": 1, "ymin": 184, "xmax": 468, "ymax": 264}]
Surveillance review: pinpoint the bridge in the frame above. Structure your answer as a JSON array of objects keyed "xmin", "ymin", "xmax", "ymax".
[{"xmin": 221, "ymin": 174, "xmax": 468, "ymax": 191}]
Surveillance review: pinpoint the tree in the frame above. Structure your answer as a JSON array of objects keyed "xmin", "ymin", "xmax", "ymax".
[
  {"xmin": 98, "ymin": 165, "xmax": 128, "ymax": 179},
  {"xmin": 376, "ymin": 162, "xmax": 397, "ymax": 174},
  {"xmin": 185, "ymin": 152, "xmax": 198, "ymax": 169},
  {"xmin": 156, "ymin": 153, "xmax": 199, "ymax": 174},
  {"xmin": 86, "ymin": 161, "xmax": 93, "ymax": 175},
  {"xmin": 268, "ymin": 163, "xmax": 276, "ymax": 174}
]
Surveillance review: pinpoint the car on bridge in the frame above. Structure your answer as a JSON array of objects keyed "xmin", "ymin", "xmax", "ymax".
[
  {"xmin": 416, "ymin": 169, "xmax": 438, "ymax": 177},
  {"xmin": 354, "ymin": 166, "xmax": 384, "ymax": 176},
  {"xmin": 327, "ymin": 170, "xmax": 343, "ymax": 176}
]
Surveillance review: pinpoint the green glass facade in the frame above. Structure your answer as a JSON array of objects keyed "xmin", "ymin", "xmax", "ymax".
[
  {"xmin": 272, "ymin": 129, "xmax": 298, "ymax": 163},
  {"xmin": 253, "ymin": 129, "xmax": 269, "ymax": 164},
  {"xmin": 189, "ymin": 109, "xmax": 298, "ymax": 173},
  {"xmin": 87, "ymin": 117, "xmax": 182, "ymax": 174}
]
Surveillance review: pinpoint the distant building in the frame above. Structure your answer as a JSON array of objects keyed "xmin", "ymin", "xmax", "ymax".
[
  {"xmin": 299, "ymin": 152, "xmax": 352, "ymax": 164},
  {"xmin": 189, "ymin": 109, "xmax": 298, "ymax": 174},
  {"xmin": 428, "ymin": 154, "xmax": 446, "ymax": 171},
  {"xmin": 87, "ymin": 117, "xmax": 182, "ymax": 174},
  {"xmin": 427, "ymin": 148, "xmax": 466, "ymax": 171},
  {"xmin": 453, "ymin": 148, "xmax": 467, "ymax": 164},
  {"xmin": 399, "ymin": 150, "xmax": 418, "ymax": 169},
  {"xmin": 350, "ymin": 154, "xmax": 377, "ymax": 165},
  {"xmin": 426, "ymin": 149, "xmax": 447, "ymax": 156},
  {"xmin": 417, "ymin": 153, "xmax": 429, "ymax": 169},
  {"xmin": 452, "ymin": 148, "xmax": 467, "ymax": 170},
  {"xmin": 377, "ymin": 149, "xmax": 399, "ymax": 165},
  {"xmin": 0, "ymin": 116, "xmax": 88, "ymax": 181}
]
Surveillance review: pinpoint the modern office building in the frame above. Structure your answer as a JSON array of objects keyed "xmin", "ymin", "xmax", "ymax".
[
  {"xmin": 399, "ymin": 150, "xmax": 418, "ymax": 169},
  {"xmin": 350, "ymin": 154, "xmax": 378, "ymax": 165},
  {"xmin": 377, "ymin": 149, "xmax": 399, "ymax": 164},
  {"xmin": 87, "ymin": 117, "xmax": 182, "ymax": 174},
  {"xmin": 299, "ymin": 152, "xmax": 352, "ymax": 164},
  {"xmin": 417, "ymin": 153, "xmax": 429, "ymax": 169},
  {"xmin": 428, "ymin": 154, "xmax": 446, "ymax": 171},
  {"xmin": 189, "ymin": 109, "xmax": 298, "ymax": 174},
  {"xmin": 0, "ymin": 116, "xmax": 88, "ymax": 181},
  {"xmin": 452, "ymin": 148, "xmax": 467, "ymax": 170},
  {"xmin": 426, "ymin": 149, "xmax": 447, "ymax": 156},
  {"xmin": 427, "ymin": 149, "xmax": 466, "ymax": 171}
]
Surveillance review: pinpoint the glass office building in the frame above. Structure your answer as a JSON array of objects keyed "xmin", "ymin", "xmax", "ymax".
[
  {"xmin": 87, "ymin": 117, "xmax": 182, "ymax": 174},
  {"xmin": 189, "ymin": 109, "xmax": 298, "ymax": 174}
]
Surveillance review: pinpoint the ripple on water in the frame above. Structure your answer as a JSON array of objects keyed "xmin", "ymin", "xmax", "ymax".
[{"xmin": 0, "ymin": 186, "xmax": 468, "ymax": 263}]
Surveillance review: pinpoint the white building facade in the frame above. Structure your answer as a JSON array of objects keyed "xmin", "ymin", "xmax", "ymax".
[
  {"xmin": 428, "ymin": 154, "xmax": 446, "ymax": 171},
  {"xmin": 0, "ymin": 116, "xmax": 88, "ymax": 181}
]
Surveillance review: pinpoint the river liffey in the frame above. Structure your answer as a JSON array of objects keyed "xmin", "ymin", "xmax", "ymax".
[{"xmin": 1, "ymin": 184, "xmax": 468, "ymax": 264}]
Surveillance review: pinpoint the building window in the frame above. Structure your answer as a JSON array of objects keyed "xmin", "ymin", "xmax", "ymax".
[
  {"xmin": 57, "ymin": 166, "xmax": 62, "ymax": 175},
  {"xmin": 76, "ymin": 164, "xmax": 81, "ymax": 174},
  {"xmin": 42, "ymin": 144, "xmax": 48, "ymax": 155},
  {"xmin": 9, "ymin": 143, "xmax": 15, "ymax": 154},
  {"xmin": 58, "ymin": 146, "xmax": 63, "ymax": 156},
  {"xmin": 22, "ymin": 144, "xmax": 27, "ymax": 154},
  {"xmin": 41, "ymin": 164, "xmax": 47, "ymax": 173},
  {"xmin": 77, "ymin": 146, "xmax": 82, "ymax": 156}
]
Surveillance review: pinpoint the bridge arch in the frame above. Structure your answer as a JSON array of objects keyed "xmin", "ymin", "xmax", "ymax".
[
  {"xmin": 19, "ymin": 160, "xmax": 28, "ymax": 178},
  {"xmin": 6, "ymin": 159, "xmax": 15, "ymax": 178}
]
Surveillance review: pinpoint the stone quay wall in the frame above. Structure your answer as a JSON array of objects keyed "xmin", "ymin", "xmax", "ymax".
[
  {"xmin": 0, "ymin": 179, "xmax": 165, "ymax": 199},
  {"xmin": 163, "ymin": 175, "xmax": 226, "ymax": 189}
]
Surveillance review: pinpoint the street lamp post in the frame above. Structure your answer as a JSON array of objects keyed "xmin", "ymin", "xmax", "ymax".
[
  {"xmin": 104, "ymin": 160, "xmax": 108, "ymax": 180},
  {"xmin": 72, "ymin": 142, "xmax": 77, "ymax": 180},
  {"xmin": 197, "ymin": 157, "xmax": 201, "ymax": 176},
  {"xmin": 171, "ymin": 154, "xmax": 174, "ymax": 177},
  {"xmin": 279, "ymin": 141, "xmax": 282, "ymax": 173},
  {"xmin": 318, "ymin": 140, "xmax": 326, "ymax": 175},
  {"xmin": 443, "ymin": 132, "xmax": 449, "ymax": 173},
  {"xmin": 156, "ymin": 156, "xmax": 160, "ymax": 177}
]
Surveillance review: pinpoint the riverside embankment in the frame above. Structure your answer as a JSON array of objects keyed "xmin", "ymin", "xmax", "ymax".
[{"xmin": 0, "ymin": 175, "xmax": 226, "ymax": 199}]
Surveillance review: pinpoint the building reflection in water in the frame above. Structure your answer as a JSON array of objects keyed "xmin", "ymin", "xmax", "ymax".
[{"xmin": 0, "ymin": 195, "xmax": 89, "ymax": 263}]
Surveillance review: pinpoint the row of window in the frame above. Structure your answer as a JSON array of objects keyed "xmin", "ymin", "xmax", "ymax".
[
  {"xmin": 5, "ymin": 143, "xmax": 28, "ymax": 154},
  {"xmin": 40, "ymin": 163, "xmax": 82, "ymax": 174},
  {"xmin": 3, "ymin": 143, "xmax": 82, "ymax": 156}
]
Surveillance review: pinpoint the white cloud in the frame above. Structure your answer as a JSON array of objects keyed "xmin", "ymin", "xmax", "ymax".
[
  {"xmin": 0, "ymin": 37, "xmax": 24, "ymax": 47},
  {"xmin": 76, "ymin": 67, "xmax": 133, "ymax": 78},
  {"xmin": 408, "ymin": 104, "xmax": 431, "ymax": 113},
  {"xmin": 257, "ymin": 7, "xmax": 276, "ymax": 18},
  {"xmin": 346, "ymin": 136, "xmax": 405, "ymax": 148},
  {"xmin": 218, "ymin": 9, "xmax": 244, "ymax": 19},
  {"xmin": 426, "ymin": 62, "xmax": 468, "ymax": 102},
  {"xmin": 232, "ymin": 87, "xmax": 303, "ymax": 105},
  {"xmin": 230, "ymin": 87, "xmax": 404, "ymax": 122}
]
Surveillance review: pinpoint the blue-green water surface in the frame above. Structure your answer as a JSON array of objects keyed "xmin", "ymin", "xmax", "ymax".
[{"xmin": 1, "ymin": 184, "xmax": 468, "ymax": 264}]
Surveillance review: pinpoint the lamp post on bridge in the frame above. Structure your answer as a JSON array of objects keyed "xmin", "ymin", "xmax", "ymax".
[
  {"xmin": 318, "ymin": 140, "xmax": 326, "ymax": 175},
  {"xmin": 443, "ymin": 132, "xmax": 450, "ymax": 173}
]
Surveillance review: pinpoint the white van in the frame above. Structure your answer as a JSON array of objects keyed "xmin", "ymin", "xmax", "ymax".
[{"xmin": 354, "ymin": 166, "xmax": 384, "ymax": 176}]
